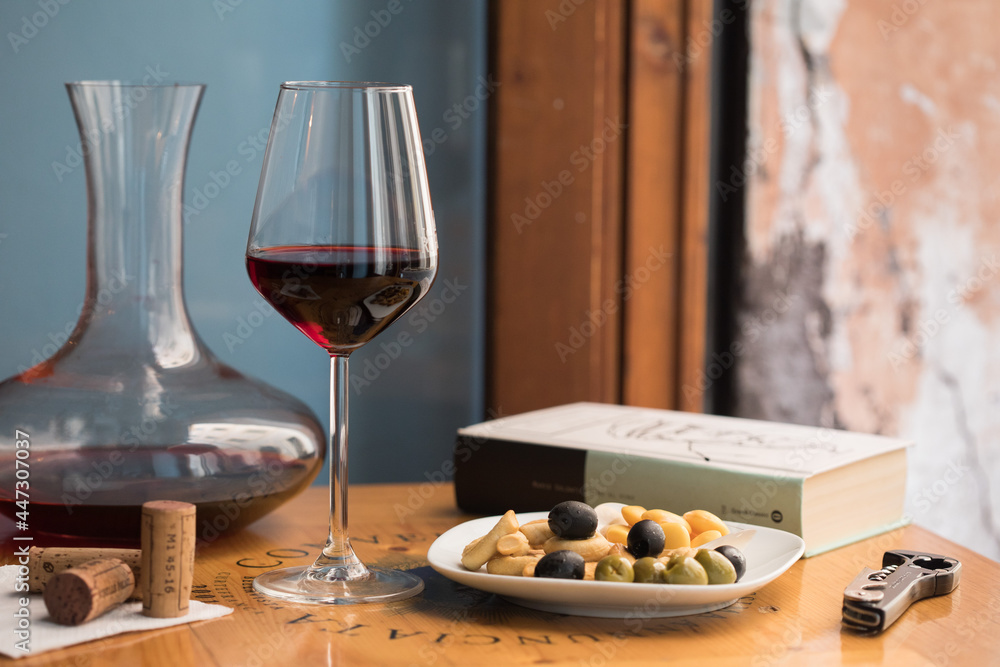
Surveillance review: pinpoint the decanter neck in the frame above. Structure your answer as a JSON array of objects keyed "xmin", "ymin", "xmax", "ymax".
[{"xmin": 67, "ymin": 82, "xmax": 205, "ymax": 365}]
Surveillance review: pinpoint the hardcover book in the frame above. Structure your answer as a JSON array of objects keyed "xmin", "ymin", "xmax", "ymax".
[{"xmin": 454, "ymin": 402, "xmax": 910, "ymax": 557}]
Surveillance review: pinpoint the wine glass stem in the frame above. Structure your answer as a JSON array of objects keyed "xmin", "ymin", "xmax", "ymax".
[{"xmin": 314, "ymin": 354, "xmax": 367, "ymax": 578}]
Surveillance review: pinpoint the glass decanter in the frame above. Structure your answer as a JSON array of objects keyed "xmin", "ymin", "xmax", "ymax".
[{"xmin": 0, "ymin": 81, "xmax": 324, "ymax": 546}]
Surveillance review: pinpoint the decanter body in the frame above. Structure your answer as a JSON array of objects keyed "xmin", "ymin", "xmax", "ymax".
[{"xmin": 0, "ymin": 82, "xmax": 324, "ymax": 545}]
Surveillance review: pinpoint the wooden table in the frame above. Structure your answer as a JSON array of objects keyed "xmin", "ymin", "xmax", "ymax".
[{"xmin": 4, "ymin": 483, "xmax": 999, "ymax": 666}]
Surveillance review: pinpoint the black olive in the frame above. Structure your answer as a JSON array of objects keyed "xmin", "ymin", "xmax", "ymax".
[
  {"xmin": 548, "ymin": 500, "xmax": 598, "ymax": 539},
  {"xmin": 627, "ymin": 519, "xmax": 666, "ymax": 559},
  {"xmin": 534, "ymin": 550, "xmax": 586, "ymax": 579},
  {"xmin": 714, "ymin": 545, "xmax": 747, "ymax": 582}
]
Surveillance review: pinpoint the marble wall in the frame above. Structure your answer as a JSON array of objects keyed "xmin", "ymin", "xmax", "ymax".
[{"xmin": 736, "ymin": 0, "xmax": 1000, "ymax": 559}]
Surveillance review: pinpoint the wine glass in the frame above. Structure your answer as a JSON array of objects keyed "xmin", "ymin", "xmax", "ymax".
[{"xmin": 245, "ymin": 81, "xmax": 438, "ymax": 603}]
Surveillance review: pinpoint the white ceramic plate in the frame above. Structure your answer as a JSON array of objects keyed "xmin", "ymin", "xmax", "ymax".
[{"xmin": 427, "ymin": 512, "xmax": 804, "ymax": 618}]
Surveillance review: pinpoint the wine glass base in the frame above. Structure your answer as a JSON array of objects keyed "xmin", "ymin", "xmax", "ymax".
[{"xmin": 253, "ymin": 565, "xmax": 425, "ymax": 605}]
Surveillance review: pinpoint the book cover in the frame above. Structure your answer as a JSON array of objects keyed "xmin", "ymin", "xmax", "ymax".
[{"xmin": 454, "ymin": 402, "xmax": 910, "ymax": 556}]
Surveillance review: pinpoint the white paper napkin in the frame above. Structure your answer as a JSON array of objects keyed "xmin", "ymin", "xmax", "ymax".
[{"xmin": 0, "ymin": 564, "xmax": 232, "ymax": 660}]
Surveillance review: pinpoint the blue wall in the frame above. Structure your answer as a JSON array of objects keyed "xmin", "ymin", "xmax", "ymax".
[{"xmin": 0, "ymin": 1, "xmax": 486, "ymax": 483}]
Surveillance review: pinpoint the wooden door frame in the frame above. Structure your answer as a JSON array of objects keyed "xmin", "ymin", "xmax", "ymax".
[{"xmin": 487, "ymin": 0, "xmax": 713, "ymax": 415}]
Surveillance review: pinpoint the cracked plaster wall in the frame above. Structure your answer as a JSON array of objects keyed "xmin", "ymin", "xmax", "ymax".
[{"xmin": 735, "ymin": 0, "xmax": 1000, "ymax": 559}]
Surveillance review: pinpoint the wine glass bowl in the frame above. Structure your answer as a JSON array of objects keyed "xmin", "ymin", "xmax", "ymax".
[
  {"xmin": 246, "ymin": 81, "xmax": 437, "ymax": 603},
  {"xmin": 245, "ymin": 246, "xmax": 435, "ymax": 355}
]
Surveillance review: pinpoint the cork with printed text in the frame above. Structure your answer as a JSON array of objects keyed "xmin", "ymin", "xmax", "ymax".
[{"xmin": 140, "ymin": 500, "xmax": 195, "ymax": 618}]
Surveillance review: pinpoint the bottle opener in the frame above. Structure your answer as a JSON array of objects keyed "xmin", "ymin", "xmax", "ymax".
[{"xmin": 842, "ymin": 549, "xmax": 961, "ymax": 634}]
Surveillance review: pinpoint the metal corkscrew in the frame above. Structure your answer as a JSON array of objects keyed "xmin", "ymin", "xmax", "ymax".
[{"xmin": 842, "ymin": 549, "xmax": 961, "ymax": 634}]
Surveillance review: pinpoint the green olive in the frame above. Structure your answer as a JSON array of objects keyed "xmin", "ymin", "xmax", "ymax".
[
  {"xmin": 694, "ymin": 549, "xmax": 737, "ymax": 585},
  {"xmin": 664, "ymin": 556, "xmax": 709, "ymax": 585},
  {"xmin": 594, "ymin": 555, "xmax": 635, "ymax": 583},
  {"xmin": 632, "ymin": 557, "xmax": 666, "ymax": 583},
  {"xmin": 664, "ymin": 553, "xmax": 687, "ymax": 570}
]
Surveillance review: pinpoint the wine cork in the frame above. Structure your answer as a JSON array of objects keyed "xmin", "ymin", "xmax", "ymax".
[
  {"xmin": 140, "ymin": 500, "xmax": 196, "ymax": 618},
  {"xmin": 29, "ymin": 547, "xmax": 143, "ymax": 599},
  {"xmin": 42, "ymin": 558, "xmax": 135, "ymax": 626}
]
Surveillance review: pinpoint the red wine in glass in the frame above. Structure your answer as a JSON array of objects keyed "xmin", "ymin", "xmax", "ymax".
[
  {"xmin": 247, "ymin": 245, "xmax": 434, "ymax": 355},
  {"xmin": 246, "ymin": 81, "xmax": 437, "ymax": 605}
]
